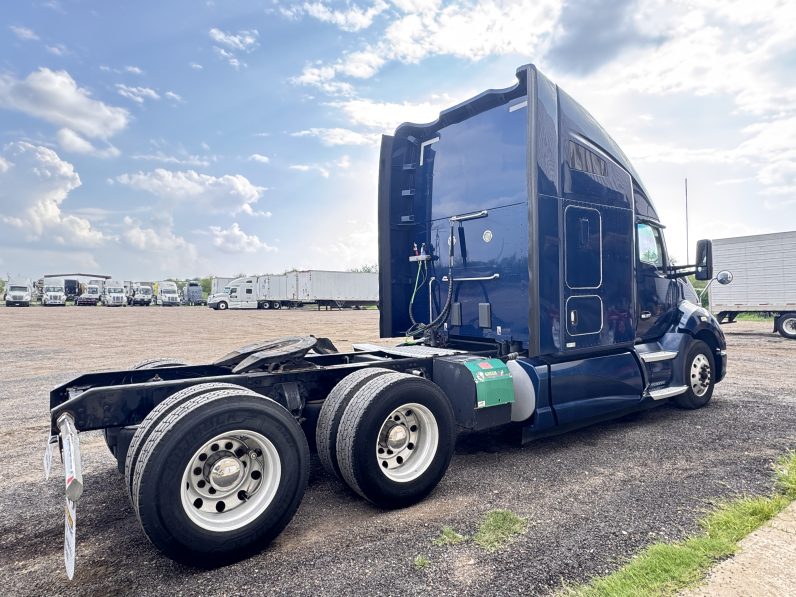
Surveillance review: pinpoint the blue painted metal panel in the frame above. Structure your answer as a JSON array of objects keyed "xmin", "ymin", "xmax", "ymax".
[
  {"xmin": 427, "ymin": 99, "xmax": 528, "ymax": 221},
  {"xmin": 431, "ymin": 203, "xmax": 529, "ymax": 344},
  {"xmin": 549, "ymin": 351, "xmax": 644, "ymax": 426}
]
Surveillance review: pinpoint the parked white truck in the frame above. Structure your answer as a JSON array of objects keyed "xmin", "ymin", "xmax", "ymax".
[
  {"xmin": 41, "ymin": 279, "xmax": 66, "ymax": 306},
  {"xmin": 4, "ymin": 279, "xmax": 33, "ymax": 306},
  {"xmin": 76, "ymin": 284, "xmax": 101, "ymax": 306},
  {"xmin": 102, "ymin": 281, "xmax": 127, "ymax": 307},
  {"xmin": 156, "ymin": 280, "xmax": 180, "ymax": 306},
  {"xmin": 131, "ymin": 283, "xmax": 154, "ymax": 306},
  {"xmin": 709, "ymin": 230, "xmax": 796, "ymax": 339}
]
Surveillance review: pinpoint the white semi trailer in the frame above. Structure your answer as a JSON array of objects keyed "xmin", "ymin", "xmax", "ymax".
[
  {"xmin": 221, "ymin": 271, "xmax": 378, "ymax": 310},
  {"xmin": 709, "ymin": 230, "xmax": 796, "ymax": 339}
]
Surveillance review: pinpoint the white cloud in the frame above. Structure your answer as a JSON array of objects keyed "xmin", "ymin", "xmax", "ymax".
[
  {"xmin": 330, "ymin": 97, "xmax": 451, "ymax": 130},
  {"xmin": 130, "ymin": 151, "xmax": 212, "ymax": 167},
  {"xmin": 248, "ymin": 153, "xmax": 270, "ymax": 164},
  {"xmin": 46, "ymin": 44, "xmax": 68, "ymax": 56},
  {"xmin": 209, "ymin": 28, "xmax": 259, "ymax": 51},
  {"xmin": 190, "ymin": 62, "xmax": 204, "ymax": 70},
  {"xmin": 115, "ymin": 168, "xmax": 267, "ymax": 215},
  {"xmin": 116, "ymin": 84, "xmax": 160, "ymax": 104},
  {"xmin": 208, "ymin": 222, "xmax": 276, "ymax": 253},
  {"xmin": 164, "ymin": 91, "xmax": 184, "ymax": 102},
  {"xmin": 122, "ymin": 215, "xmax": 196, "ymax": 254},
  {"xmin": 292, "ymin": 0, "xmax": 561, "ymax": 93},
  {"xmin": 9, "ymin": 25, "xmax": 38, "ymax": 41},
  {"xmin": 125, "ymin": 65, "xmax": 144, "ymax": 75},
  {"xmin": 290, "ymin": 163, "xmax": 330, "ymax": 178},
  {"xmin": 56, "ymin": 128, "xmax": 120, "ymax": 158},
  {"xmin": 0, "ymin": 68, "xmax": 129, "ymax": 139},
  {"xmin": 209, "ymin": 28, "xmax": 259, "ymax": 69},
  {"xmin": 0, "ymin": 142, "xmax": 107, "ymax": 247},
  {"xmin": 214, "ymin": 46, "xmax": 242, "ymax": 69},
  {"xmin": 282, "ymin": 1, "xmax": 388, "ymax": 32},
  {"xmin": 291, "ymin": 127, "xmax": 379, "ymax": 146}
]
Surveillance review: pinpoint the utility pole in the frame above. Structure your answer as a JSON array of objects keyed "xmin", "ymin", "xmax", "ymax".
[{"xmin": 685, "ymin": 177, "xmax": 689, "ymax": 263}]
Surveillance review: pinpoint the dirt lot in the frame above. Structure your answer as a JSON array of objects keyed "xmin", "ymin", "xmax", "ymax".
[{"xmin": 0, "ymin": 307, "xmax": 794, "ymax": 596}]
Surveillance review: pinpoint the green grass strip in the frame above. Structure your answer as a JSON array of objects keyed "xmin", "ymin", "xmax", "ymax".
[{"xmin": 563, "ymin": 451, "xmax": 796, "ymax": 597}]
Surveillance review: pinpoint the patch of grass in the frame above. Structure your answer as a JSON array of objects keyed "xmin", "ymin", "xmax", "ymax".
[
  {"xmin": 735, "ymin": 313, "xmax": 775, "ymax": 322},
  {"xmin": 413, "ymin": 554, "xmax": 430, "ymax": 569},
  {"xmin": 562, "ymin": 451, "xmax": 796, "ymax": 597},
  {"xmin": 473, "ymin": 509, "xmax": 527, "ymax": 552},
  {"xmin": 433, "ymin": 525, "xmax": 467, "ymax": 546}
]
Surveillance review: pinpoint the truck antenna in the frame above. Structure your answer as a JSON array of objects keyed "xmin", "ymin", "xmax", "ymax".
[{"xmin": 685, "ymin": 177, "xmax": 689, "ymax": 264}]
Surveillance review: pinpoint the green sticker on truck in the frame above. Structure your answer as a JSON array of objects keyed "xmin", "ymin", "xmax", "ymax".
[{"xmin": 462, "ymin": 358, "xmax": 515, "ymax": 409}]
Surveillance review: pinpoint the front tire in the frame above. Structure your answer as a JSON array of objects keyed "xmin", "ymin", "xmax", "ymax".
[
  {"xmin": 776, "ymin": 312, "xmax": 796, "ymax": 339},
  {"xmin": 133, "ymin": 390, "xmax": 309, "ymax": 566},
  {"xmin": 674, "ymin": 340, "xmax": 715, "ymax": 409},
  {"xmin": 336, "ymin": 372, "xmax": 455, "ymax": 508}
]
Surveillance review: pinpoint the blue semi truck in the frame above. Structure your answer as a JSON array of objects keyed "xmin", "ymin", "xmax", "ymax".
[{"xmin": 45, "ymin": 64, "xmax": 728, "ymax": 576}]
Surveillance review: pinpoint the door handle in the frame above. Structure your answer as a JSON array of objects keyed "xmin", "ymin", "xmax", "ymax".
[
  {"xmin": 570, "ymin": 310, "xmax": 578, "ymax": 325},
  {"xmin": 641, "ymin": 311, "xmax": 651, "ymax": 320}
]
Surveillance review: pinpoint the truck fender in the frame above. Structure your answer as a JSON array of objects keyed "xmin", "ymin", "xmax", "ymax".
[{"xmin": 672, "ymin": 300, "xmax": 727, "ymax": 380}]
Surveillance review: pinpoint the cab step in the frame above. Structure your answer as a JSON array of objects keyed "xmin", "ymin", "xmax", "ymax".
[
  {"xmin": 638, "ymin": 350, "xmax": 678, "ymax": 363},
  {"xmin": 647, "ymin": 385, "xmax": 687, "ymax": 400}
]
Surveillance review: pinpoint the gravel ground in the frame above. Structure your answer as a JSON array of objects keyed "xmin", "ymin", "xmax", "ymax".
[{"xmin": 0, "ymin": 307, "xmax": 794, "ymax": 596}]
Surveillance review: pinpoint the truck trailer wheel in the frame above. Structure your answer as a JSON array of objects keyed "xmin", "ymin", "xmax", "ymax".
[
  {"xmin": 775, "ymin": 313, "xmax": 796, "ymax": 339},
  {"xmin": 336, "ymin": 372, "xmax": 455, "ymax": 508},
  {"xmin": 125, "ymin": 382, "xmax": 255, "ymax": 500},
  {"xmin": 316, "ymin": 367, "xmax": 393, "ymax": 481},
  {"xmin": 132, "ymin": 390, "xmax": 309, "ymax": 567},
  {"xmin": 674, "ymin": 340, "xmax": 716, "ymax": 409}
]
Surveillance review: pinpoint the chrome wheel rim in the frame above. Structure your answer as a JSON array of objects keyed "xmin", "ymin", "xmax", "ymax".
[
  {"xmin": 180, "ymin": 430, "xmax": 280, "ymax": 532},
  {"xmin": 376, "ymin": 403, "xmax": 438, "ymax": 483},
  {"xmin": 783, "ymin": 318, "xmax": 796, "ymax": 335},
  {"xmin": 690, "ymin": 354, "xmax": 712, "ymax": 397}
]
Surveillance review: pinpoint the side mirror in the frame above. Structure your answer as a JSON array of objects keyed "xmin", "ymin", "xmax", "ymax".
[
  {"xmin": 716, "ymin": 270, "xmax": 733, "ymax": 285},
  {"xmin": 695, "ymin": 239, "xmax": 713, "ymax": 281}
]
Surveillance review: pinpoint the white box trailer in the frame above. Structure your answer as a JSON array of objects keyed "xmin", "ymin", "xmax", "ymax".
[
  {"xmin": 211, "ymin": 277, "xmax": 235, "ymax": 296},
  {"xmin": 222, "ymin": 271, "xmax": 378, "ymax": 310},
  {"xmin": 295, "ymin": 270, "xmax": 378, "ymax": 309},
  {"xmin": 709, "ymin": 230, "xmax": 796, "ymax": 339}
]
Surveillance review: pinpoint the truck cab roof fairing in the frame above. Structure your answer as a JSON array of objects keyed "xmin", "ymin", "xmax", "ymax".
[{"xmin": 392, "ymin": 64, "xmax": 659, "ymax": 221}]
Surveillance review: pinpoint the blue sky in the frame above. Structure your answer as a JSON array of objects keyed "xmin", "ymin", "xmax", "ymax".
[{"xmin": 1, "ymin": 0, "xmax": 794, "ymax": 280}]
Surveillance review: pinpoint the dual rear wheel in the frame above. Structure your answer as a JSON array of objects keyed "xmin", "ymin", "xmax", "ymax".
[
  {"xmin": 126, "ymin": 383, "xmax": 309, "ymax": 566},
  {"xmin": 122, "ymin": 366, "xmax": 456, "ymax": 566},
  {"xmin": 316, "ymin": 370, "xmax": 456, "ymax": 508}
]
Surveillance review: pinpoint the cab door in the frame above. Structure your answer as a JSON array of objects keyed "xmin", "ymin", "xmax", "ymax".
[{"xmin": 635, "ymin": 222, "xmax": 678, "ymax": 340}]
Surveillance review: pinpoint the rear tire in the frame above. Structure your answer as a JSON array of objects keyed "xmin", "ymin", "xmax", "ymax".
[
  {"xmin": 133, "ymin": 390, "xmax": 309, "ymax": 567},
  {"xmin": 124, "ymin": 382, "xmax": 254, "ymax": 500},
  {"xmin": 336, "ymin": 372, "xmax": 455, "ymax": 508},
  {"xmin": 674, "ymin": 340, "xmax": 715, "ymax": 409},
  {"xmin": 775, "ymin": 313, "xmax": 796, "ymax": 339},
  {"xmin": 316, "ymin": 367, "xmax": 393, "ymax": 481}
]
